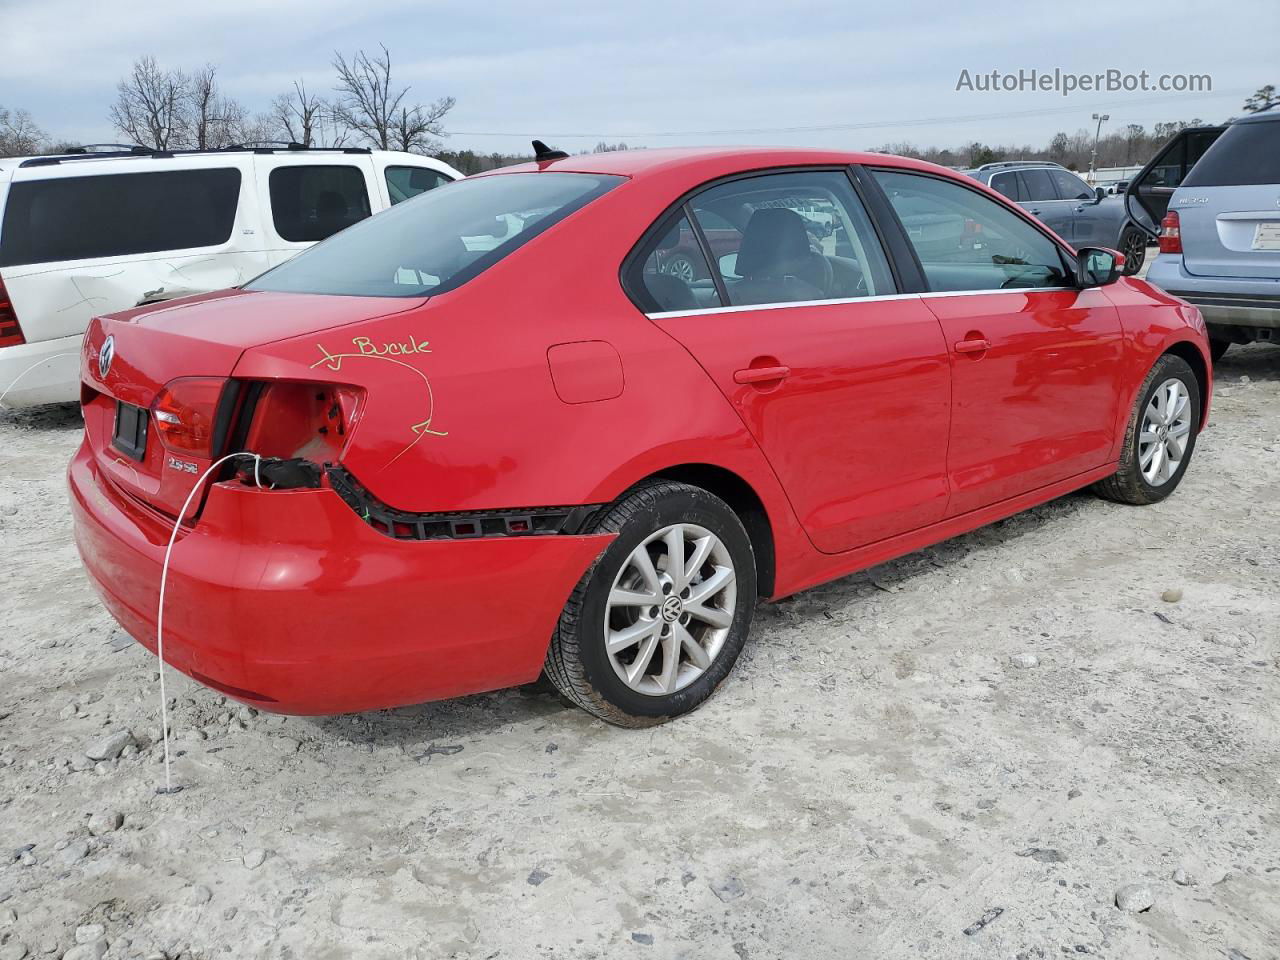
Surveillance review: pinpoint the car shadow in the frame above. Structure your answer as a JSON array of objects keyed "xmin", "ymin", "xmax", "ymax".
[
  {"xmin": 0, "ymin": 401, "xmax": 83, "ymax": 431},
  {"xmin": 1213, "ymin": 342, "xmax": 1280, "ymax": 383}
]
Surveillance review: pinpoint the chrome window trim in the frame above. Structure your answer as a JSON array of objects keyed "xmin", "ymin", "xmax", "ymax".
[{"xmin": 646, "ymin": 286, "xmax": 1079, "ymax": 320}]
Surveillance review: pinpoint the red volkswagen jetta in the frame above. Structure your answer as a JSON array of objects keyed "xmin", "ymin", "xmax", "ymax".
[{"xmin": 69, "ymin": 147, "xmax": 1211, "ymax": 726}]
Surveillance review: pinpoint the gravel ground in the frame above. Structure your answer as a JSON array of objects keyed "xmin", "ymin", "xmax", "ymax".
[{"xmin": 1, "ymin": 344, "xmax": 1277, "ymax": 960}]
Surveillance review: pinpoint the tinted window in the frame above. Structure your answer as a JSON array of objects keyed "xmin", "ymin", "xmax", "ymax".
[
  {"xmin": 989, "ymin": 172, "xmax": 1024, "ymax": 202},
  {"xmin": 872, "ymin": 170, "xmax": 1071, "ymax": 292},
  {"xmin": 385, "ymin": 165, "xmax": 453, "ymax": 205},
  {"xmin": 0, "ymin": 168, "xmax": 240, "ymax": 268},
  {"xmin": 268, "ymin": 165, "xmax": 371, "ymax": 242},
  {"xmin": 1049, "ymin": 170, "xmax": 1095, "ymax": 200},
  {"xmin": 1019, "ymin": 168, "xmax": 1058, "ymax": 202},
  {"xmin": 248, "ymin": 172, "xmax": 621, "ymax": 298},
  {"xmin": 1183, "ymin": 120, "xmax": 1280, "ymax": 187},
  {"xmin": 633, "ymin": 213, "xmax": 722, "ymax": 312},
  {"xmin": 688, "ymin": 170, "xmax": 894, "ymax": 307}
]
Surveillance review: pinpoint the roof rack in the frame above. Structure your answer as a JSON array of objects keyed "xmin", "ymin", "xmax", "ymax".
[
  {"xmin": 974, "ymin": 160, "xmax": 1066, "ymax": 172},
  {"xmin": 18, "ymin": 143, "xmax": 374, "ymax": 168}
]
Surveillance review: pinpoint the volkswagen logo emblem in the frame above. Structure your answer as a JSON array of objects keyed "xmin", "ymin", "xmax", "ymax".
[{"xmin": 98, "ymin": 335, "xmax": 115, "ymax": 379}]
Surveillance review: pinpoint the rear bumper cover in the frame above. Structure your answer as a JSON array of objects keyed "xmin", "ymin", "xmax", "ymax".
[
  {"xmin": 69, "ymin": 441, "xmax": 612, "ymax": 714},
  {"xmin": 0, "ymin": 333, "xmax": 83, "ymax": 407},
  {"xmin": 1147, "ymin": 255, "xmax": 1280, "ymax": 332}
]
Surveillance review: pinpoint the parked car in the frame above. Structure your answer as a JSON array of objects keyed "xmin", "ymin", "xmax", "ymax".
[
  {"xmin": 1127, "ymin": 110, "xmax": 1279, "ymax": 359},
  {"xmin": 965, "ymin": 161, "xmax": 1149, "ymax": 275},
  {"xmin": 69, "ymin": 146, "xmax": 1211, "ymax": 726},
  {"xmin": 0, "ymin": 145, "xmax": 460, "ymax": 406}
]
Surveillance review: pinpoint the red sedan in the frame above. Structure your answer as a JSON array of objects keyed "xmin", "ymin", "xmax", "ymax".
[{"xmin": 69, "ymin": 146, "xmax": 1212, "ymax": 726}]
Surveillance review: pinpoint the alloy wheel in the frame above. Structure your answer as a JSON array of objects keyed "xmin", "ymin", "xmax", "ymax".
[
  {"xmin": 604, "ymin": 523, "xmax": 737, "ymax": 696},
  {"xmin": 1139, "ymin": 377, "xmax": 1192, "ymax": 486}
]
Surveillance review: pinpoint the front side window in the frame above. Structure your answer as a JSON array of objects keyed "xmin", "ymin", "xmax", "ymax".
[
  {"xmin": 385, "ymin": 165, "xmax": 454, "ymax": 205},
  {"xmin": 248, "ymin": 172, "xmax": 622, "ymax": 298},
  {"xmin": 1049, "ymin": 169, "xmax": 1095, "ymax": 200},
  {"xmin": 688, "ymin": 170, "xmax": 894, "ymax": 307},
  {"xmin": 0, "ymin": 168, "xmax": 241, "ymax": 268},
  {"xmin": 872, "ymin": 169, "xmax": 1071, "ymax": 292},
  {"xmin": 268, "ymin": 165, "xmax": 372, "ymax": 242}
]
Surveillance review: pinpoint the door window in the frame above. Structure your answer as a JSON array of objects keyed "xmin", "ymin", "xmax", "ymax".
[
  {"xmin": 385, "ymin": 165, "xmax": 453, "ymax": 205},
  {"xmin": 0, "ymin": 169, "xmax": 241, "ymax": 267},
  {"xmin": 988, "ymin": 172, "xmax": 1024, "ymax": 202},
  {"xmin": 633, "ymin": 213, "xmax": 723, "ymax": 312},
  {"xmin": 1049, "ymin": 170, "xmax": 1095, "ymax": 200},
  {"xmin": 872, "ymin": 169, "xmax": 1072, "ymax": 291},
  {"xmin": 268, "ymin": 165, "xmax": 372, "ymax": 242},
  {"xmin": 687, "ymin": 170, "xmax": 894, "ymax": 307},
  {"xmin": 1018, "ymin": 168, "xmax": 1058, "ymax": 202}
]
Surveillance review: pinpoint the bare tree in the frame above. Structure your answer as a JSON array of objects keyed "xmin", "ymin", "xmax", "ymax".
[
  {"xmin": 0, "ymin": 105, "xmax": 47, "ymax": 156},
  {"xmin": 272, "ymin": 80, "xmax": 325, "ymax": 147},
  {"xmin": 332, "ymin": 44, "xmax": 453, "ymax": 151},
  {"xmin": 111, "ymin": 56, "xmax": 188, "ymax": 149},
  {"xmin": 188, "ymin": 64, "xmax": 246, "ymax": 149}
]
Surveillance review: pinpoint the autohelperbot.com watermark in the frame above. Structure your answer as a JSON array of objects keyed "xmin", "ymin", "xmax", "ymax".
[{"xmin": 955, "ymin": 68, "xmax": 1212, "ymax": 96}]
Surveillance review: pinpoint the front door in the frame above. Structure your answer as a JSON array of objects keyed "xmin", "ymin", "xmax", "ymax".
[
  {"xmin": 872, "ymin": 168, "xmax": 1125, "ymax": 515},
  {"xmin": 635, "ymin": 169, "xmax": 952, "ymax": 554}
]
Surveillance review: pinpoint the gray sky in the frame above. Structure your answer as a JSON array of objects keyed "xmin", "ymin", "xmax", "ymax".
[{"xmin": 0, "ymin": 0, "xmax": 1272, "ymax": 155}]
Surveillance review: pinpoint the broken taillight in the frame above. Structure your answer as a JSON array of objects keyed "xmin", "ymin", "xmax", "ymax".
[
  {"xmin": 242, "ymin": 381, "xmax": 363, "ymax": 463},
  {"xmin": 0, "ymin": 277, "xmax": 25, "ymax": 348},
  {"xmin": 151, "ymin": 377, "xmax": 226, "ymax": 457}
]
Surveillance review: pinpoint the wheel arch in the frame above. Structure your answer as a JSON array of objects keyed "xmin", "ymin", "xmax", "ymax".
[
  {"xmin": 1163, "ymin": 338, "xmax": 1211, "ymax": 429},
  {"xmin": 635, "ymin": 463, "xmax": 777, "ymax": 598}
]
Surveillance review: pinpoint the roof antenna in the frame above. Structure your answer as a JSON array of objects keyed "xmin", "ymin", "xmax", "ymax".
[{"xmin": 532, "ymin": 139, "xmax": 569, "ymax": 162}]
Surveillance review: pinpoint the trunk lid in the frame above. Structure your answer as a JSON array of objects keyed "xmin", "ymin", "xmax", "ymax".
[{"xmin": 80, "ymin": 289, "xmax": 426, "ymax": 520}]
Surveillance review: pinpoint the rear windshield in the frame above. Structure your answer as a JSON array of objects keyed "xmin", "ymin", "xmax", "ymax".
[
  {"xmin": 246, "ymin": 172, "xmax": 622, "ymax": 298},
  {"xmin": 1183, "ymin": 119, "xmax": 1280, "ymax": 187},
  {"xmin": 0, "ymin": 168, "xmax": 241, "ymax": 267}
]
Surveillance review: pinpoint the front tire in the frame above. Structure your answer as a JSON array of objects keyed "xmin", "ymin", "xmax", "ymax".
[
  {"xmin": 545, "ymin": 481, "xmax": 756, "ymax": 727},
  {"xmin": 1093, "ymin": 353, "xmax": 1200, "ymax": 505}
]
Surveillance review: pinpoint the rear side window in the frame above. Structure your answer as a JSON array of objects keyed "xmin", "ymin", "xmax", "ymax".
[
  {"xmin": 633, "ymin": 213, "xmax": 723, "ymax": 312},
  {"xmin": 989, "ymin": 172, "xmax": 1024, "ymax": 202},
  {"xmin": 0, "ymin": 168, "xmax": 241, "ymax": 267},
  {"xmin": 1183, "ymin": 120, "xmax": 1280, "ymax": 187},
  {"xmin": 872, "ymin": 169, "xmax": 1071, "ymax": 291},
  {"xmin": 385, "ymin": 166, "xmax": 453, "ymax": 205},
  {"xmin": 1019, "ymin": 168, "xmax": 1058, "ymax": 202},
  {"xmin": 247, "ymin": 172, "xmax": 622, "ymax": 298},
  {"xmin": 268, "ymin": 165, "xmax": 372, "ymax": 242}
]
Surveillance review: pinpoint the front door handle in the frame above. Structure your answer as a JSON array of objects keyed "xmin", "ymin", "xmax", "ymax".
[
  {"xmin": 954, "ymin": 338, "xmax": 991, "ymax": 354},
  {"xmin": 734, "ymin": 365, "xmax": 791, "ymax": 385},
  {"xmin": 1074, "ymin": 204, "xmax": 1087, "ymax": 213}
]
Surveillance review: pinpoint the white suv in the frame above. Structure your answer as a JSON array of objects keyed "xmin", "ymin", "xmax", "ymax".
[{"xmin": 0, "ymin": 145, "xmax": 460, "ymax": 406}]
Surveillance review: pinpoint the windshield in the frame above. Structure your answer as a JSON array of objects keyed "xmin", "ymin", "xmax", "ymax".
[{"xmin": 246, "ymin": 171, "xmax": 623, "ymax": 298}]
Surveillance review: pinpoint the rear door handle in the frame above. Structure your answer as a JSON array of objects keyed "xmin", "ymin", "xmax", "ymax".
[
  {"xmin": 954, "ymin": 338, "xmax": 991, "ymax": 354},
  {"xmin": 1028, "ymin": 208, "xmax": 1042, "ymax": 215},
  {"xmin": 734, "ymin": 365, "xmax": 791, "ymax": 384}
]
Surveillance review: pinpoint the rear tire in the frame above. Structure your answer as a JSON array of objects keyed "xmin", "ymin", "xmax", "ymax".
[
  {"xmin": 545, "ymin": 481, "xmax": 756, "ymax": 727},
  {"xmin": 1093, "ymin": 354, "xmax": 1200, "ymax": 505},
  {"xmin": 1120, "ymin": 227, "xmax": 1147, "ymax": 276}
]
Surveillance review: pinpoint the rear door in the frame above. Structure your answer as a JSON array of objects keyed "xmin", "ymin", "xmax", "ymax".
[
  {"xmin": 1174, "ymin": 115, "xmax": 1280, "ymax": 279},
  {"xmin": 871, "ymin": 168, "xmax": 1126, "ymax": 515},
  {"xmin": 1126, "ymin": 125, "xmax": 1227, "ymax": 237},
  {"xmin": 254, "ymin": 154, "xmax": 378, "ymax": 267},
  {"xmin": 635, "ymin": 168, "xmax": 952, "ymax": 554}
]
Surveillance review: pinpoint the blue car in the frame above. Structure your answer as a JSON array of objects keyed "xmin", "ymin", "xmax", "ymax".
[
  {"xmin": 1128, "ymin": 109, "xmax": 1280, "ymax": 360},
  {"xmin": 965, "ymin": 161, "xmax": 1148, "ymax": 274}
]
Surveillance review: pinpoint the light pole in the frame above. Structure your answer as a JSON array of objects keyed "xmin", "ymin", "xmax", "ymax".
[{"xmin": 1089, "ymin": 113, "xmax": 1110, "ymax": 184}]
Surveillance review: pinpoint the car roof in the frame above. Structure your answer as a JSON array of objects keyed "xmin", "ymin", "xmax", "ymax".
[
  {"xmin": 477, "ymin": 146, "xmax": 952, "ymax": 180},
  {"xmin": 1232, "ymin": 106, "xmax": 1280, "ymax": 125},
  {"xmin": 3, "ymin": 148, "xmax": 456, "ymax": 180}
]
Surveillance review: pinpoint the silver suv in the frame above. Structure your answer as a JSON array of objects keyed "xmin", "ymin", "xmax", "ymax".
[
  {"xmin": 1129, "ymin": 110, "xmax": 1280, "ymax": 359},
  {"xmin": 966, "ymin": 161, "xmax": 1147, "ymax": 274}
]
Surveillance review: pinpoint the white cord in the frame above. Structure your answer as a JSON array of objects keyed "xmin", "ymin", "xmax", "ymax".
[
  {"xmin": 0, "ymin": 353, "xmax": 79, "ymax": 409},
  {"xmin": 155, "ymin": 451, "xmax": 263, "ymax": 794}
]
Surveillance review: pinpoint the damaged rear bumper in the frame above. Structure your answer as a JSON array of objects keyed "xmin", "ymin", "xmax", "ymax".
[
  {"xmin": 0, "ymin": 333, "xmax": 83, "ymax": 407},
  {"xmin": 68, "ymin": 441, "xmax": 613, "ymax": 714}
]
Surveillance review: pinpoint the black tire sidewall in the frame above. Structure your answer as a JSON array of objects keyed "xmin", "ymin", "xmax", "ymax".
[
  {"xmin": 1131, "ymin": 357, "xmax": 1200, "ymax": 502},
  {"xmin": 575, "ymin": 489, "xmax": 755, "ymax": 720},
  {"xmin": 1121, "ymin": 228, "xmax": 1146, "ymax": 275}
]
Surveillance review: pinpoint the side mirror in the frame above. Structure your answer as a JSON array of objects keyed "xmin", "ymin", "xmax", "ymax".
[
  {"xmin": 1094, "ymin": 187, "xmax": 1106, "ymax": 203},
  {"xmin": 718, "ymin": 252, "xmax": 740, "ymax": 279},
  {"xmin": 1076, "ymin": 246, "xmax": 1124, "ymax": 286}
]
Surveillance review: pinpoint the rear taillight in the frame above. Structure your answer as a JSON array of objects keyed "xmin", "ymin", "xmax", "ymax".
[
  {"xmin": 151, "ymin": 377, "xmax": 226, "ymax": 457},
  {"xmin": 1159, "ymin": 211, "xmax": 1182, "ymax": 255},
  {"xmin": 0, "ymin": 278, "xmax": 25, "ymax": 348}
]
